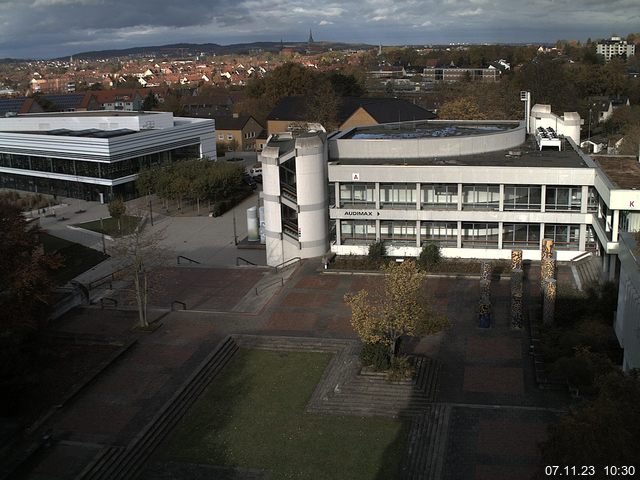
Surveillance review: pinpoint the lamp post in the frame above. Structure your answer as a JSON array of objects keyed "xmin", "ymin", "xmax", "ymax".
[{"xmin": 588, "ymin": 108, "xmax": 592, "ymax": 143}]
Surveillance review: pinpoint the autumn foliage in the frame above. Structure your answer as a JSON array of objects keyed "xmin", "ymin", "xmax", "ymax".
[
  {"xmin": 344, "ymin": 260, "xmax": 448, "ymax": 357},
  {"xmin": 0, "ymin": 201, "xmax": 62, "ymax": 334}
]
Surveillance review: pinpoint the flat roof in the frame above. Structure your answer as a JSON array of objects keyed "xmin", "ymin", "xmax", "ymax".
[
  {"xmin": 330, "ymin": 136, "xmax": 588, "ymax": 169},
  {"xmin": 343, "ymin": 120, "xmax": 519, "ymax": 140},
  {"xmin": 594, "ymin": 156, "xmax": 640, "ymax": 190},
  {"xmin": 16, "ymin": 111, "xmax": 156, "ymax": 118}
]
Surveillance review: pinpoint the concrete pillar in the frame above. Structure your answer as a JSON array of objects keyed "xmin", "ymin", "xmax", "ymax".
[
  {"xmin": 581, "ymin": 185, "xmax": 589, "ymax": 214},
  {"xmin": 416, "ymin": 183, "xmax": 421, "ymax": 210},
  {"xmin": 457, "ymin": 183, "xmax": 463, "ymax": 211},
  {"xmin": 335, "ymin": 181, "xmax": 340, "ymax": 208},
  {"xmin": 375, "ymin": 218, "xmax": 380, "ymax": 241},
  {"xmin": 579, "ymin": 224, "xmax": 587, "ymax": 251},
  {"xmin": 612, "ymin": 210, "xmax": 620, "ymax": 243},
  {"xmin": 335, "ymin": 219, "xmax": 342, "ymax": 246},
  {"xmin": 499, "ymin": 184, "xmax": 504, "ymax": 212},
  {"xmin": 416, "ymin": 220, "xmax": 421, "ymax": 247},
  {"xmin": 375, "ymin": 182, "xmax": 380, "ymax": 209},
  {"xmin": 540, "ymin": 185, "xmax": 546, "ymax": 213},
  {"xmin": 498, "ymin": 221, "xmax": 503, "ymax": 250},
  {"xmin": 457, "ymin": 221, "xmax": 462, "ymax": 248}
]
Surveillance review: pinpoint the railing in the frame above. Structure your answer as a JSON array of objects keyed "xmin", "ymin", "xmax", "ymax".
[
  {"xmin": 171, "ymin": 300, "xmax": 186, "ymax": 311},
  {"xmin": 273, "ymin": 256, "xmax": 301, "ymax": 273},
  {"xmin": 99, "ymin": 297, "xmax": 118, "ymax": 309},
  {"xmin": 88, "ymin": 266, "xmax": 129, "ymax": 290},
  {"xmin": 236, "ymin": 257, "xmax": 258, "ymax": 266},
  {"xmin": 255, "ymin": 278, "xmax": 284, "ymax": 295},
  {"xmin": 177, "ymin": 255, "xmax": 200, "ymax": 265},
  {"xmin": 571, "ymin": 251, "xmax": 593, "ymax": 263}
]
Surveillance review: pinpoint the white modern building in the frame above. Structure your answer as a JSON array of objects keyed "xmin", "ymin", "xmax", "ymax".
[
  {"xmin": 596, "ymin": 36, "xmax": 636, "ymax": 62},
  {"xmin": 259, "ymin": 104, "xmax": 640, "ymax": 279},
  {"xmin": 615, "ymin": 232, "xmax": 640, "ymax": 372},
  {"xmin": 0, "ymin": 111, "xmax": 215, "ymax": 202}
]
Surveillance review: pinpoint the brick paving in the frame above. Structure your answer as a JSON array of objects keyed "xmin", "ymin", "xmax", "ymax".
[{"xmin": 15, "ymin": 260, "xmax": 578, "ymax": 480}]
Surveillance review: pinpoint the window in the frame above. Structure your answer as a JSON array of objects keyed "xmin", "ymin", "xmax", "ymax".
[
  {"xmin": 380, "ymin": 221, "xmax": 416, "ymax": 245},
  {"xmin": 227, "ymin": 134, "xmax": 233, "ymax": 141},
  {"xmin": 340, "ymin": 220, "xmax": 376, "ymax": 244},
  {"xmin": 339, "ymin": 183, "xmax": 375, "ymax": 208},
  {"xmin": 421, "ymin": 184, "xmax": 458, "ymax": 209},
  {"xmin": 421, "ymin": 222, "xmax": 457, "ymax": 246},
  {"xmin": 502, "ymin": 223, "xmax": 540, "ymax": 248},
  {"xmin": 218, "ymin": 134, "xmax": 224, "ymax": 140},
  {"xmin": 461, "ymin": 222, "xmax": 499, "ymax": 248},
  {"xmin": 544, "ymin": 224, "xmax": 580, "ymax": 250},
  {"xmin": 380, "ymin": 183, "xmax": 416, "ymax": 209},
  {"xmin": 462, "ymin": 185, "xmax": 500, "ymax": 210},
  {"xmin": 545, "ymin": 186, "xmax": 582, "ymax": 211},
  {"xmin": 503, "ymin": 185, "xmax": 542, "ymax": 211}
]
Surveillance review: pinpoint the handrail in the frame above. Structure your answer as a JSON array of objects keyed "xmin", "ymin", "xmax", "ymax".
[
  {"xmin": 88, "ymin": 266, "xmax": 129, "ymax": 290},
  {"xmin": 171, "ymin": 300, "xmax": 187, "ymax": 311},
  {"xmin": 100, "ymin": 297, "xmax": 118, "ymax": 309},
  {"xmin": 255, "ymin": 277, "xmax": 284, "ymax": 295},
  {"xmin": 236, "ymin": 256, "xmax": 258, "ymax": 266},
  {"xmin": 177, "ymin": 255, "xmax": 200, "ymax": 265},
  {"xmin": 273, "ymin": 256, "xmax": 301, "ymax": 273},
  {"xmin": 571, "ymin": 251, "xmax": 593, "ymax": 263}
]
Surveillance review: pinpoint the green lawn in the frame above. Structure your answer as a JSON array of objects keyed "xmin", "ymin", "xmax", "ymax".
[
  {"xmin": 74, "ymin": 215, "xmax": 139, "ymax": 237},
  {"xmin": 158, "ymin": 349, "xmax": 409, "ymax": 480},
  {"xmin": 40, "ymin": 233, "xmax": 109, "ymax": 284}
]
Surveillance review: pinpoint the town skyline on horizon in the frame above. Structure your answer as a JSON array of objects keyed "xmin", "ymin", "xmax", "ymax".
[{"xmin": 0, "ymin": 0, "xmax": 637, "ymax": 59}]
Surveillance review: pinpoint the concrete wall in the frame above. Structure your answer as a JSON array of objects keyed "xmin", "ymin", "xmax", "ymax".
[
  {"xmin": 329, "ymin": 121, "xmax": 525, "ymax": 159},
  {"xmin": 615, "ymin": 232, "xmax": 640, "ymax": 372}
]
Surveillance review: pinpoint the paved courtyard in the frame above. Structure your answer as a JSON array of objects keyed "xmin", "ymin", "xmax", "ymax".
[{"xmin": 14, "ymin": 259, "xmax": 574, "ymax": 479}]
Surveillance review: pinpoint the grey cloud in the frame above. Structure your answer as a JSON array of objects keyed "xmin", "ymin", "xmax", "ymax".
[{"xmin": 0, "ymin": 0, "xmax": 637, "ymax": 58}]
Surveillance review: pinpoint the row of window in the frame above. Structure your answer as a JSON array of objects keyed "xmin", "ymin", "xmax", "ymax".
[
  {"xmin": 0, "ymin": 145, "xmax": 199, "ymax": 180},
  {"xmin": 337, "ymin": 220, "xmax": 595, "ymax": 250},
  {"xmin": 336, "ymin": 183, "xmax": 598, "ymax": 212}
]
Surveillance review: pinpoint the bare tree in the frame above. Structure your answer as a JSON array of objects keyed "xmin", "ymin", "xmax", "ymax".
[{"xmin": 109, "ymin": 215, "xmax": 169, "ymax": 328}]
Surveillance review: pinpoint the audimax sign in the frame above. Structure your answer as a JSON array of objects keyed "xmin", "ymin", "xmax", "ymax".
[{"xmin": 344, "ymin": 211, "xmax": 380, "ymax": 217}]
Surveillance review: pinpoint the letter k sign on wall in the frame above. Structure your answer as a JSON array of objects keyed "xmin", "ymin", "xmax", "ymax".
[{"xmin": 352, "ymin": 173, "xmax": 360, "ymax": 181}]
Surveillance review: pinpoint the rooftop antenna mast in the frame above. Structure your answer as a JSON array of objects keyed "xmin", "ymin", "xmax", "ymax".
[{"xmin": 520, "ymin": 91, "xmax": 531, "ymax": 134}]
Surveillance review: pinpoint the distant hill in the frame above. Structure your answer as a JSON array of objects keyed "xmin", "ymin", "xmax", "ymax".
[{"xmin": 61, "ymin": 41, "xmax": 375, "ymax": 60}]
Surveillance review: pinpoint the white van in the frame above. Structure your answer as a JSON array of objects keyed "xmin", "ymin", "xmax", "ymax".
[{"xmin": 249, "ymin": 166, "xmax": 262, "ymax": 178}]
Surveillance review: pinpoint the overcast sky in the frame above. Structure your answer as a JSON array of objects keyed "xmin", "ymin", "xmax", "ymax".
[{"xmin": 0, "ymin": 0, "xmax": 638, "ymax": 59}]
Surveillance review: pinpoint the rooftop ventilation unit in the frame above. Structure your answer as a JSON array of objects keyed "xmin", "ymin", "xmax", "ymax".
[{"xmin": 535, "ymin": 127, "xmax": 562, "ymax": 151}]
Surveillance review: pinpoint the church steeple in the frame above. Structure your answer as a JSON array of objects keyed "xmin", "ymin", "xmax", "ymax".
[{"xmin": 308, "ymin": 29, "xmax": 314, "ymax": 45}]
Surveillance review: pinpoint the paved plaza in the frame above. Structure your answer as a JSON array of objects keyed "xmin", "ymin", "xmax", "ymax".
[
  {"xmin": 5, "ymin": 196, "xmax": 577, "ymax": 480},
  {"xmin": 10, "ymin": 255, "xmax": 576, "ymax": 480}
]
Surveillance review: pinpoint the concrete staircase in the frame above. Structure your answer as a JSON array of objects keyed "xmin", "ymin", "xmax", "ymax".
[
  {"xmin": 571, "ymin": 254, "xmax": 603, "ymax": 290},
  {"xmin": 77, "ymin": 336, "xmax": 239, "ymax": 480},
  {"xmin": 402, "ymin": 404, "xmax": 451, "ymax": 480}
]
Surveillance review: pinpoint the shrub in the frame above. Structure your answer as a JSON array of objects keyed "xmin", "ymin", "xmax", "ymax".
[
  {"xmin": 418, "ymin": 243, "xmax": 442, "ymax": 270},
  {"xmin": 367, "ymin": 241, "xmax": 386, "ymax": 267},
  {"xmin": 387, "ymin": 355, "xmax": 414, "ymax": 382},
  {"xmin": 360, "ymin": 342, "xmax": 390, "ymax": 371}
]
